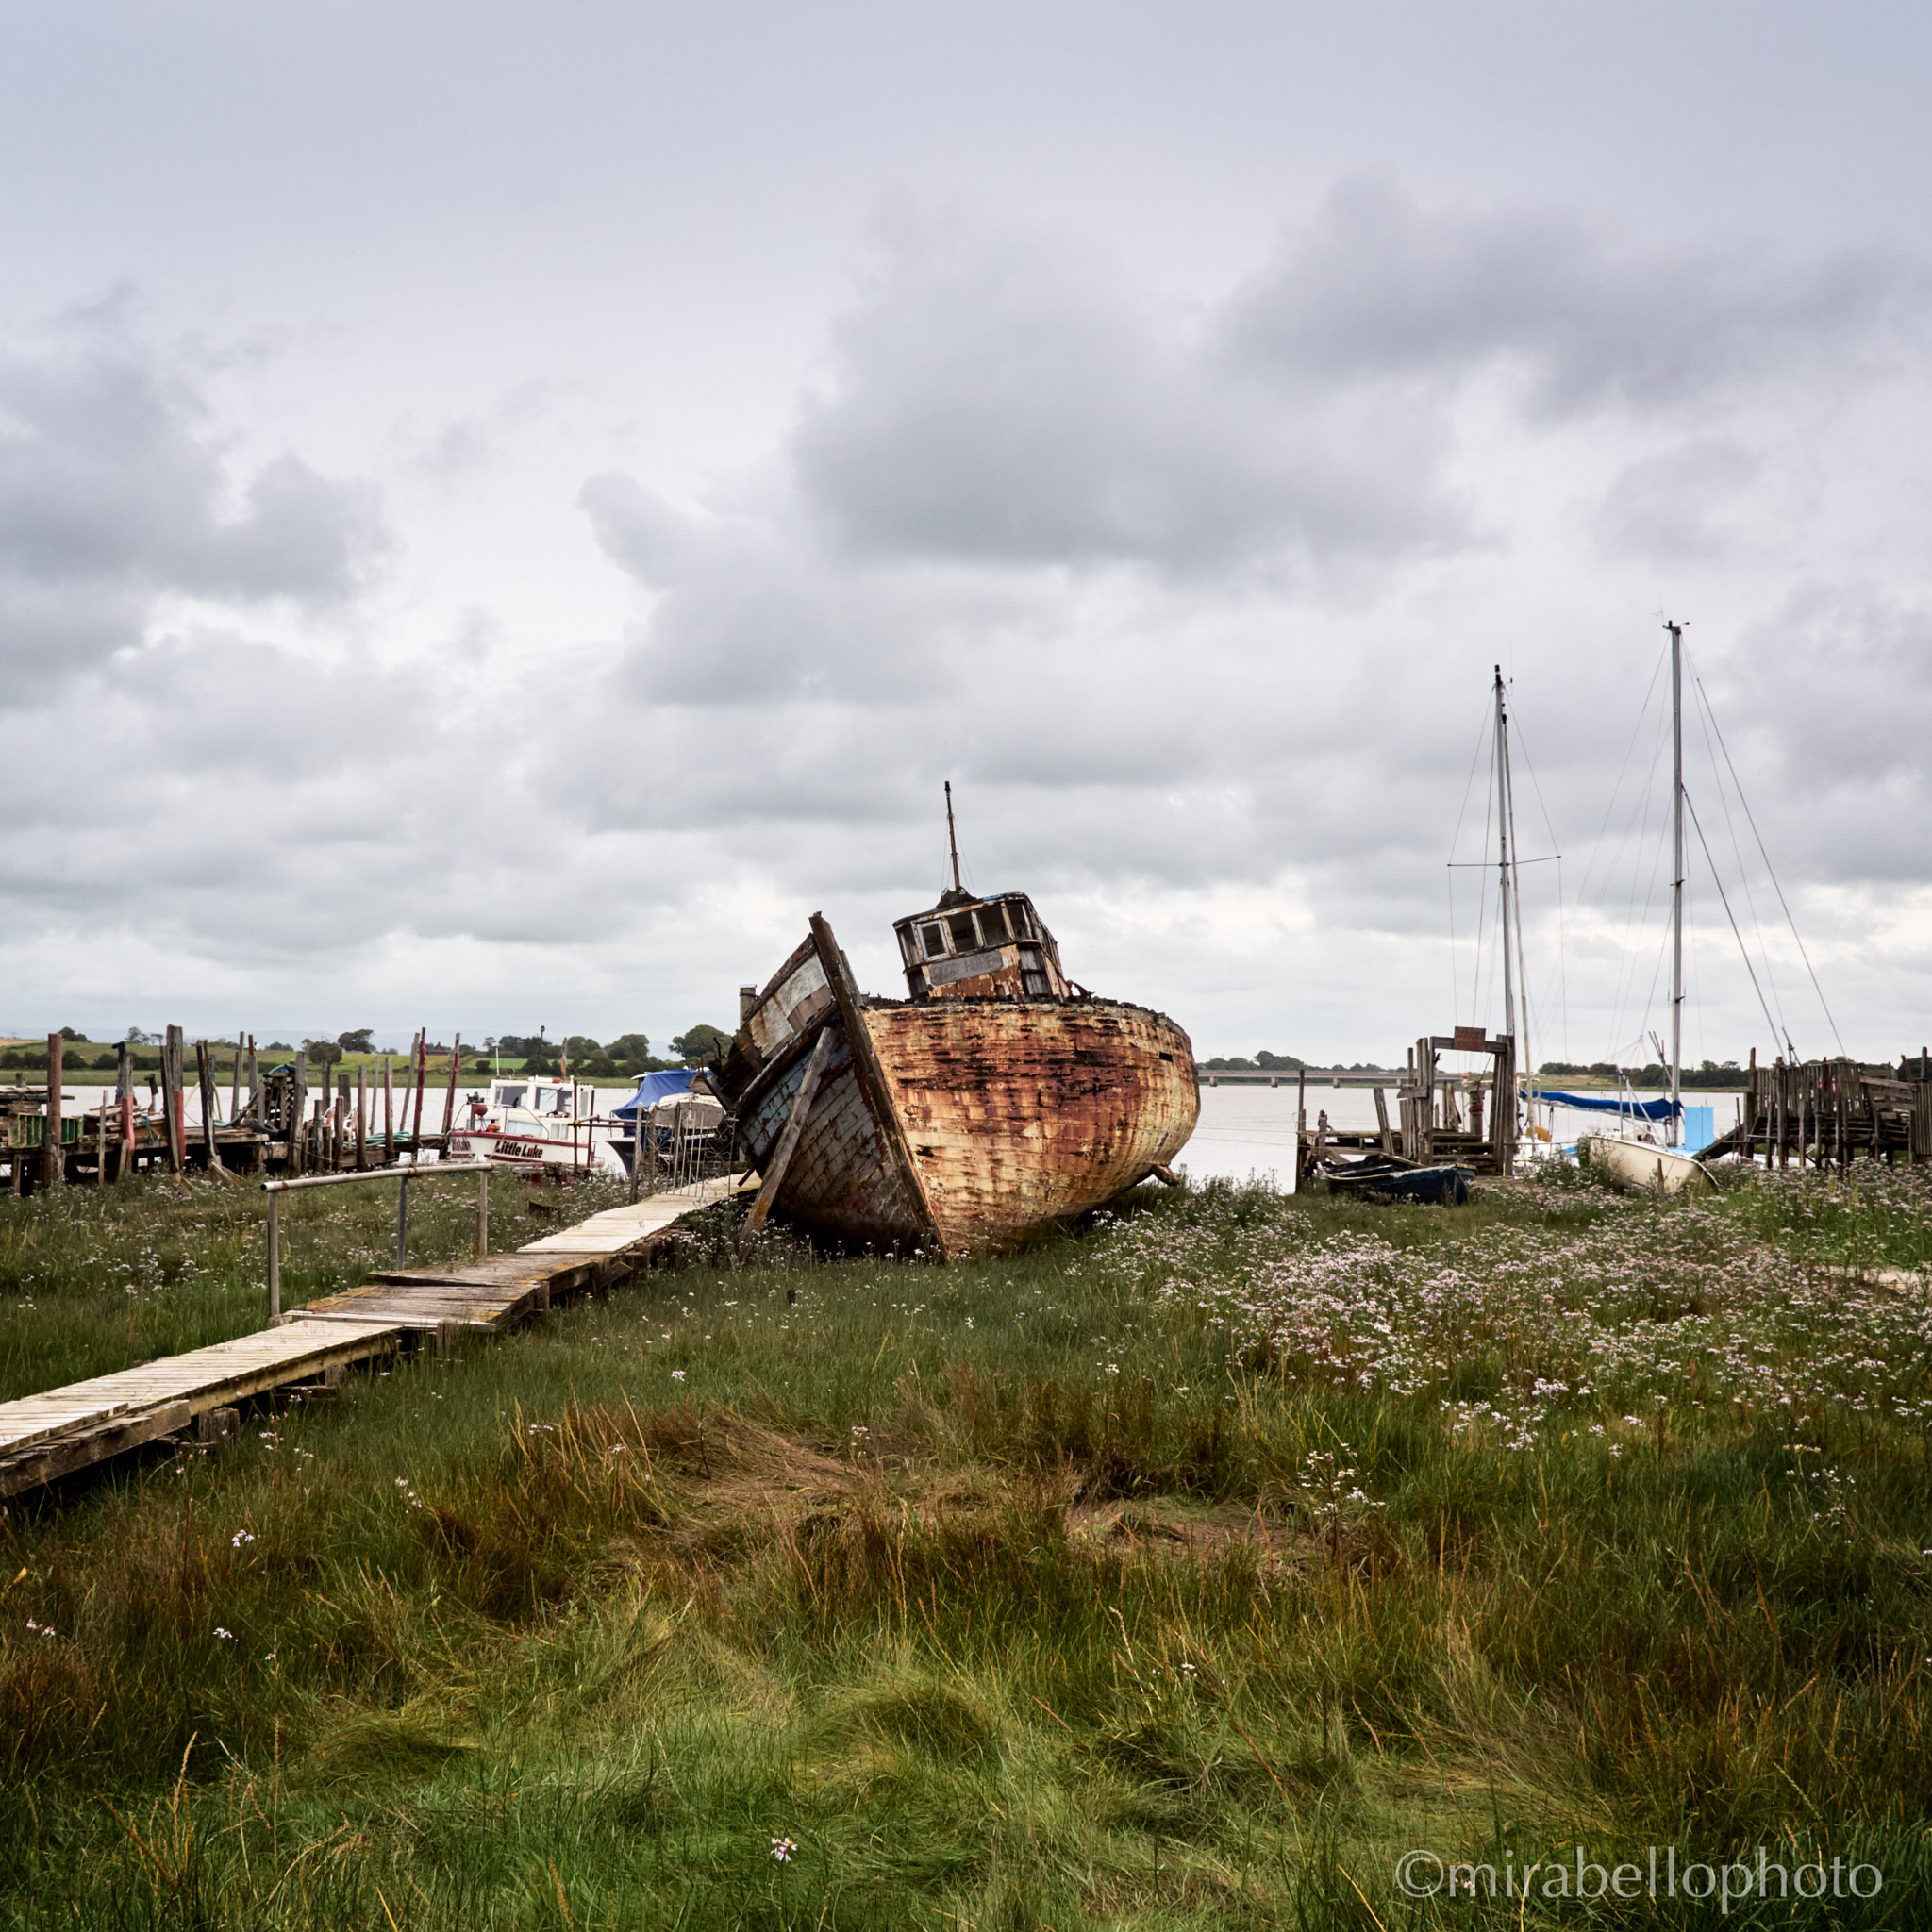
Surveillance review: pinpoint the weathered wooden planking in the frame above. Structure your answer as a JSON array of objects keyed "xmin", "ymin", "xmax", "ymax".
[
  {"xmin": 0, "ymin": 1174, "xmax": 746, "ymax": 1498},
  {"xmin": 0, "ymin": 1318, "xmax": 397, "ymax": 1486},
  {"xmin": 0, "ymin": 1401, "xmax": 195, "ymax": 1495}
]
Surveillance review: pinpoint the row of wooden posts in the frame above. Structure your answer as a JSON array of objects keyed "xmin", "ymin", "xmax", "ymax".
[
  {"xmin": 1722, "ymin": 1050, "xmax": 1932, "ymax": 1168},
  {"xmin": 8, "ymin": 1028, "xmax": 471, "ymax": 1191}
]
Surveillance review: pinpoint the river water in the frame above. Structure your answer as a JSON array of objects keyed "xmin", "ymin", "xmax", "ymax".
[
  {"xmin": 40, "ymin": 1080, "xmax": 1750, "ymax": 1191},
  {"xmin": 1173, "ymin": 1083, "xmax": 1749, "ymax": 1187}
]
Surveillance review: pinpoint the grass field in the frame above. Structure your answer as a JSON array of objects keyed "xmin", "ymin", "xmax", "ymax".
[{"xmin": 2, "ymin": 1160, "xmax": 1930, "ymax": 1926}]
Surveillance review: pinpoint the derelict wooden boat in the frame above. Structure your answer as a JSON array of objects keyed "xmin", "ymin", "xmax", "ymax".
[
  {"xmin": 711, "ymin": 892, "xmax": 1198, "ymax": 1257},
  {"xmin": 1315, "ymin": 1154, "xmax": 1473, "ymax": 1206},
  {"xmin": 1577, "ymin": 1133, "xmax": 1715, "ymax": 1196}
]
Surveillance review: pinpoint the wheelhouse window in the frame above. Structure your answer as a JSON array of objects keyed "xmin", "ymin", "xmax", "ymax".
[
  {"xmin": 919, "ymin": 923, "xmax": 947, "ymax": 959},
  {"xmin": 493, "ymin": 1085, "xmax": 527, "ymax": 1108},
  {"xmin": 947, "ymin": 911, "xmax": 978, "ymax": 952}
]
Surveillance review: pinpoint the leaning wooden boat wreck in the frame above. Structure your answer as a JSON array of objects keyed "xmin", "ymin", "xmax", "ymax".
[{"xmin": 712, "ymin": 890, "xmax": 1198, "ymax": 1257}]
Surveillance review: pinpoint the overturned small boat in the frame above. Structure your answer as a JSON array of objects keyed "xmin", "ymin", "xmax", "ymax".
[
  {"xmin": 711, "ymin": 875, "xmax": 1198, "ymax": 1257},
  {"xmin": 1313, "ymin": 1153, "xmax": 1474, "ymax": 1206}
]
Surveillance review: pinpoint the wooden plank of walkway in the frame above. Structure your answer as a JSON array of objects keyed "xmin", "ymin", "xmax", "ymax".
[
  {"xmin": 0, "ymin": 1174, "xmax": 754, "ymax": 1498},
  {"xmin": 0, "ymin": 1321, "xmax": 397, "ymax": 1492}
]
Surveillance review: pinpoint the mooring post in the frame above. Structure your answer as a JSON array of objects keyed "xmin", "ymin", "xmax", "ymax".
[
  {"xmin": 267, "ymin": 1188, "xmax": 281, "ymax": 1324},
  {"xmin": 117, "ymin": 1040, "xmax": 135, "ymax": 1179},
  {"xmin": 396, "ymin": 1172, "xmax": 410, "ymax": 1268},
  {"xmin": 44, "ymin": 1033, "xmax": 63, "ymax": 1191},
  {"xmin": 476, "ymin": 1168, "xmax": 489, "ymax": 1259}
]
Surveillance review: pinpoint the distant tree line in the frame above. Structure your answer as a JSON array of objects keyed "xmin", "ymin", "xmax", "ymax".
[
  {"xmin": 2, "ymin": 1021, "xmax": 740, "ymax": 1079},
  {"xmin": 1204, "ymin": 1051, "xmax": 1314, "ymax": 1072},
  {"xmin": 485, "ymin": 1024, "xmax": 733, "ymax": 1077},
  {"xmin": 1537, "ymin": 1058, "xmax": 1745, "ymax": 1088}
]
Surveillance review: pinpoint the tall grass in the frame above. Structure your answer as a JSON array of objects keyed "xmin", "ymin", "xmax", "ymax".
[
  {"xmin": 0, "ymin": 1169, "xmax": 590, "ymax": 1400},
  {"xmin": 1, "ymin": 1163, "xmax": 1929, "ymax": 1924}
]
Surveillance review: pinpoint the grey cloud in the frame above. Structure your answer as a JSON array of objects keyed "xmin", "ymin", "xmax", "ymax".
[
  {"xmin": 0, "ymin": 335, "xmax": 387, "ymax": 702},
  {"xmin": 580, "ymin": 474, "xmax": 734, "ymax": 587},
  {"xmin": 1224, "ymin": 176, "xmax": 1919, "ymax": 416},
  {"xmin": 1709, "ymin": 591, "xmax": 1932, "ymax": 878},
  {"xmin": 1597, "ymin": 440, "xmax": 1763, "ymax": 559},
  {"xmin": 587, "ymin": 473, "xmax": 998, "ymax": 708},
  {"xmin": 790, "ymin": 213, "xmax": 1468, "ymax": 573}
]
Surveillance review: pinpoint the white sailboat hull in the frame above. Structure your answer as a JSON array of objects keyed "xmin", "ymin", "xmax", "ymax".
[{"xmin": 1579, "ymin": 1133, "xmax": 1714, "ymax": 1196}]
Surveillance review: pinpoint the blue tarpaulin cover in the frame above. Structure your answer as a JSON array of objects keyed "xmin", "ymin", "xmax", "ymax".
[
  {"xmin": 1539, "ymin": 1091, "xmax": 1682, "ymax": 1122},
  {"xmin": 609, "ymin": 1070, "xmax": 704, "ymax": 1124}
]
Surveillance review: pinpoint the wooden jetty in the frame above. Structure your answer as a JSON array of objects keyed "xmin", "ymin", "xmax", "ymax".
[
  {"xmin": 0, "ymin": 1174, "xmax": 744, "ymax": 1499},
  {"xmin": 1200, "ymin": 1065, "xmax": 1398, "ymax": 1089},
  {"xmin": 1702, "ymin": 1051, "xmax": 1932, "ymax": 1168},
  {"xmin": 1296, "ymin": 1029, "xmax": 1519, "ymax": 1184}
]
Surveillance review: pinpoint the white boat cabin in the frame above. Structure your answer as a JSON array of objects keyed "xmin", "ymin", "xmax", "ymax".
[
  {"xmin": 892, "ymin": 891, "xmax": 1071, "ymax": 1001},
  {"xmin": 478, "ymin": 1077, "xmax": 577, "ymax": 1119}
]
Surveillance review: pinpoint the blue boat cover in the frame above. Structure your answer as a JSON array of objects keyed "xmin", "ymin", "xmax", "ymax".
[
  {"xmin": 609, "ymin": 1069, "xmax": 704, "ymax": 1124},
  {"xmin": 1539, "ymin": 1090, "xmax": 1682, "ymax": 1122}
]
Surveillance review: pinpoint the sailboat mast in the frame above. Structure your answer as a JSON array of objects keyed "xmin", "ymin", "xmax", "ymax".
[
  {"xmin": 1502, "ymin": 698, "xmax": 1533, "ymax": 1080},
  {"xmin": 1492, "ymin": 666, "xmax": 1515, "ymax": 1050},
  {"xmin": 1667, "ymin": 620, "xmax": 1685, "ymax": 1147},
  {"xmin": 944, "ymin": 780, "xmax": 963, "ymax": 895}
]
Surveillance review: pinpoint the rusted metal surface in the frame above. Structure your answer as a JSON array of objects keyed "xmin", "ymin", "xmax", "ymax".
[
  {"xmin": 870, "ymin": 997, "xmax": 1196, "ymax": 1256},
  {"xmin": 717, "ymin": 910, "xmax": 1198, "ymax": 1257}
]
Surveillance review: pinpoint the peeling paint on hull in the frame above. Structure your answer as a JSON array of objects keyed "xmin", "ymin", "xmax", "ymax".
[
  {"xmin": 873, "ymin": 999, "xmax": 1198, "ymax": 1256},
  {"xmin": 722, "ymin": 917, "xmax": 1197, "ymax": 1257}
]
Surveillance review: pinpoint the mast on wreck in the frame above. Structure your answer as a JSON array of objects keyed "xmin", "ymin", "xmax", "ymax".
[{"xmin": 944, "ymin": 780, "xmax": 963, "ymax": 895}]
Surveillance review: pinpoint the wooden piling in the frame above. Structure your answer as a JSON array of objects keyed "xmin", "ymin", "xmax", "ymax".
[
  {"xmin": 196, "ymin": 1040, "xmax": 222, "ymax": 1171},
  {"xmin": 266, "ymin": 1188, "xmax": 281, "ymax": 1323},
  {"xmin": 441, "ymin": 1035, "xmax": 462, "ymax": 1142},
  {"xmin": 116, "ymin": 1041, "xmax": 134, "ymax": 1178},
  {"xmin": 44, "ymin": 1035, "xmax": 63, "ymax": 1190},
  {"xmin": 291, "ymin": 1048, "xmax": 308, "ymax": 1177},
  {"xmin": 383, "ymin": 1054, "xmax": 394, "ymax": 1162},
  {"xmin": 356, "ymin": 1063, "xmax": 369, "ymax": 1171},
  {"xmin": 410, "ymin": 1030, "xmax": 427, "ymax": 1149}
]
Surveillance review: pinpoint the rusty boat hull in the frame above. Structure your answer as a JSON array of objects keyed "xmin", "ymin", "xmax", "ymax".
[{"xmin": 717, "ymin": 915, "xmax": 1197, "ymax": 1257}]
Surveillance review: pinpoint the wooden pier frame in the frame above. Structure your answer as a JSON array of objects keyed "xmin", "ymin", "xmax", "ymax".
[
  {"xmin": 1299, "ymin": 1028, "xmax": 1518, "ymax": 1184},
  {"xmin": 1702, "ymin": 1051, "xmax": 1932, "ymax": 1167}
]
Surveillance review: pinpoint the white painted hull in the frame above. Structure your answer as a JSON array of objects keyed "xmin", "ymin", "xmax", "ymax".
[{"xmin": 1579, "ymin": 1133, "xmax": 1715, "ymax": 1195}]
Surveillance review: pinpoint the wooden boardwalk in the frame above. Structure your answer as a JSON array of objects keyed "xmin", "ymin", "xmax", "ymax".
[{"xmin": 0, "ymin": 1174, "xmax": 744, "ymax": 1498}]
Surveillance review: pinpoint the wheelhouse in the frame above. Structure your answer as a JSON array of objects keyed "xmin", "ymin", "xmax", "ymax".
[
  {"xmin": 891, "ymin": 891, "xmax": 1070, "ymax": 1000},
  {"xmin": 485, "ymin": 1078, "xmax": 575, "ymax": 1117}
]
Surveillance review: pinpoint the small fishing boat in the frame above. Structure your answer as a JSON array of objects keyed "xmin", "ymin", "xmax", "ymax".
[
  {"xmin": 609, "ymin": 1070, "xmax": 726, "ymax": 1183},
  {"xmin": 710, "ymin": 793, "xmax": 1198, "ymax": 1256},
  {"xmin": 1575, "ymin": 1132, "xmax": 1715, "ymax": 1196},
  {"xmin": 1314, "ymin": 1154, "xmax": 1474, "ymax": 1206},
  {"xmin": 448, "ymin": 1074, "xmax": 608, "ymax": 1174}
]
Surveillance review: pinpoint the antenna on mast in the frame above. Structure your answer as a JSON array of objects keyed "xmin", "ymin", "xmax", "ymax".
[{"xmin": 944, "ymin": 781, "xmax": 963, "ymax": 895}]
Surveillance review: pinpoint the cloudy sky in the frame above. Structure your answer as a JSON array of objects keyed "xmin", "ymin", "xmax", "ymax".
[{"xmin": 3, "ymin": 2, "xmax": 1928, "ymax": 1066}]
